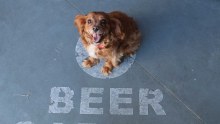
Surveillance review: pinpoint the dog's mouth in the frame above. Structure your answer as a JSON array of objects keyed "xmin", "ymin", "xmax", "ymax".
[{"xmin": 92, "ymin": 33, "xmax": 103, "ymax": 43}]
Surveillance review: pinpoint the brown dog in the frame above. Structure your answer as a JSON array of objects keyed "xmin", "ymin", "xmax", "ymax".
[{"xmin": 74, "ymin": 11, "xmax": 141, "ymax": 76}]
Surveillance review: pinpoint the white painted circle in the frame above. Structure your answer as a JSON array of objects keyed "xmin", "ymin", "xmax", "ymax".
[{"xmin": 75, "ymin": 38, "xmax": 136, "ymax": 79}]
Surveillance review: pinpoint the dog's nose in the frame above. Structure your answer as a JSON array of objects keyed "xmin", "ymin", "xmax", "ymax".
[{"xmin": 93, "ymin": 27, "xmax": 99, "ymax": 32}]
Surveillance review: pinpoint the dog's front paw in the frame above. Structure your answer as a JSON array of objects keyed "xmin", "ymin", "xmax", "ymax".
[
  {"xmin": 82, "ymin": 59, "xmax": 93, "ymax": 68},
  {"xmin": 101, "ymin": 66, "xmax": 112, "ymax": 76},
  {"xmin": 82, "ymin": 57, "xmax": 99, "ymax": 68}
]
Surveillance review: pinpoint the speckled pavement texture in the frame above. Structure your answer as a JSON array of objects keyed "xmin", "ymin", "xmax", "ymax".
[{"xmin": 0, "ymin": 0, "xmax": 220, "ymax": 124}]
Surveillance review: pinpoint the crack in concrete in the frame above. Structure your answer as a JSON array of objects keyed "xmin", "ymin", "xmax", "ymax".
[
  {"xmin": 134, "ymin": 60, "xmax": 205, "ymax": 124},
  {"xmin": 13, "ymin": 91, "xmax": 31, "ymax": 101},
  {"xmin": 64, "ymin": 0, "xmax": 85, "ymax": 14}
]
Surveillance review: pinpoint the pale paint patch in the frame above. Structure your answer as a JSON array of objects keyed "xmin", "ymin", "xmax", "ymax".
[
  {"xmin": 16, "ymin": 121, "xmax": 33, "ymax": 124},
  {"xmin": 110, "ymin": 88, "xmax": 133, "ymax": 115},
  {"xmin": 48, "ymin": 87, "xmax": 74, "ymax": 113},
  {"xmin": 80, "ymin": 88, "xmax": 104, "ymax": 114},
  {"xmin": 139, "ymin": 88, "xmax": 166, "ymax": 115}
]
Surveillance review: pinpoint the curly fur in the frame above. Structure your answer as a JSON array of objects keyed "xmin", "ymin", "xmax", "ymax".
[{"xmin": 74, "ymin": 11, "xmax": 141, "ymax": 76}]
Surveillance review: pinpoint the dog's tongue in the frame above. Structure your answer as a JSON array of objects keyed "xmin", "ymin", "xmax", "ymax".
[{"xmin": 93, "ymin": 33, "xmax": 101, "ymax": 43}]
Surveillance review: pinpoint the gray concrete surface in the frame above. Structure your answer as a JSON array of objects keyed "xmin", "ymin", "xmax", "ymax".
[{"xmin": 0, "ymin": 0, "xmax": 220, "ymax": 124}]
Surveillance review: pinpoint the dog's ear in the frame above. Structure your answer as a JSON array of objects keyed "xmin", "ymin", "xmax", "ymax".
[
  {"xmin": 74, "ymin": 15, "xmax": 86, "ymax": 35},
  {"xmin": 110, "ymin": 18, "xmax": 125, "ymax": 40}
]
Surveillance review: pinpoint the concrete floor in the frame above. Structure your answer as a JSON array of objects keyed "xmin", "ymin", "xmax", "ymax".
[{"xmin": 0, "ymin": 0, "xmax": 220, "ymax": 124}]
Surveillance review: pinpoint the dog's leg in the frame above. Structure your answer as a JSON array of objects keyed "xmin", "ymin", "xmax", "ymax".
[
  {"xmin": 82, "ymin": 57, "xmax": 99, "ymax": 68},
  {"xmin": 101, "ymin": 60, "xmax": 114, "ymax": 76}
]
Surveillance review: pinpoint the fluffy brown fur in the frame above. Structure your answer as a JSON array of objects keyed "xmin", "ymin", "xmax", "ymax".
[{"xmin": 74, "ymin": 11, "xmax": 141, "ymax": 76}]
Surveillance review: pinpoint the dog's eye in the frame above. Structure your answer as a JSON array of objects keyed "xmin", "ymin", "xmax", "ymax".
[
  {"xmin": 100, "ymin": 19, "xmax": 107, "ymax": 26},
  {"xmin": 87, "ymin": 19, "xmax": 92, "ymax": 24}
]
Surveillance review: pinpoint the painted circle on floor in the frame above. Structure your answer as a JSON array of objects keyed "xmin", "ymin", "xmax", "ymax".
[{"xmin": 75, "ymin": 38, "xmax": 136, "ymax": 79}]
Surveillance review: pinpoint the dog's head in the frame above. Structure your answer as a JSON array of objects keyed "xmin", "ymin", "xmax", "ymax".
[{"xmin": 74, "ymin": 12, "xmax": 124, "ymax": 45}]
